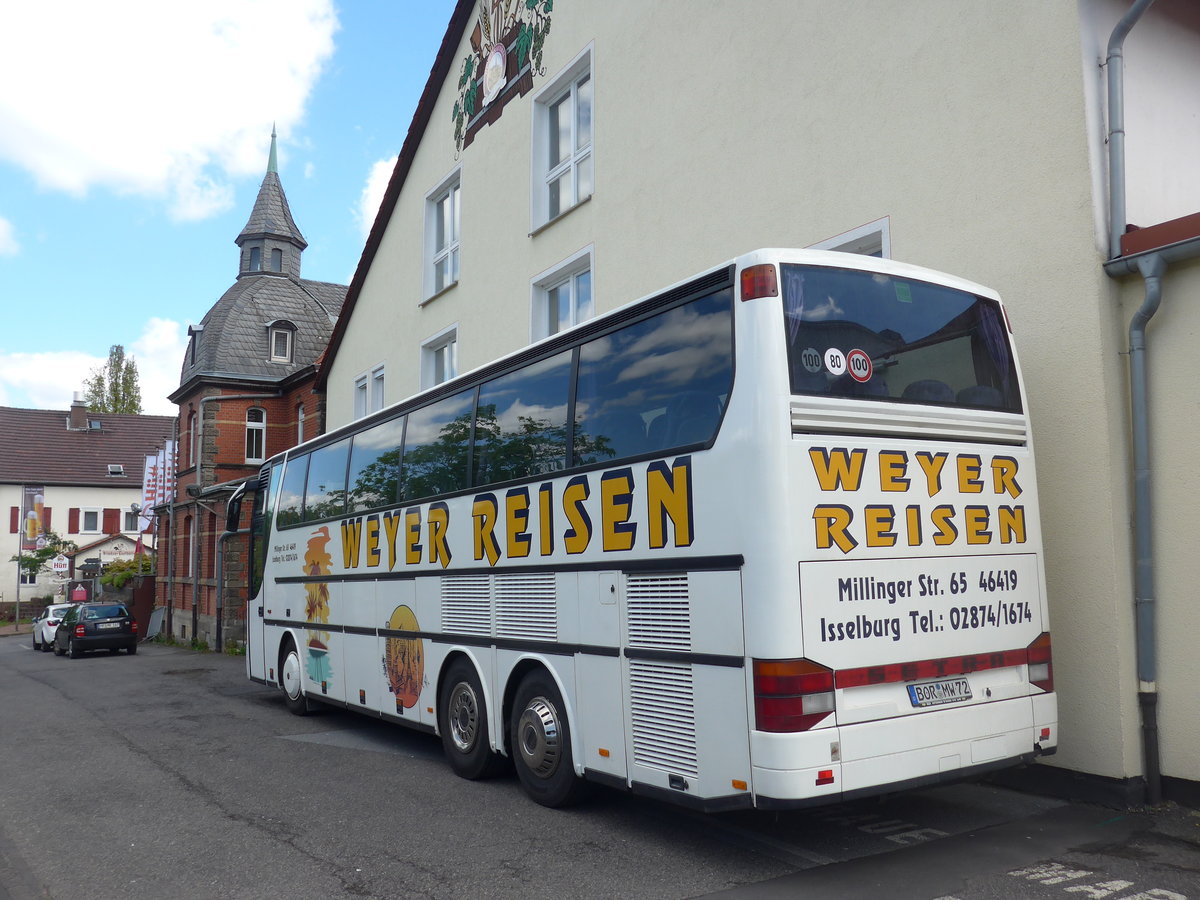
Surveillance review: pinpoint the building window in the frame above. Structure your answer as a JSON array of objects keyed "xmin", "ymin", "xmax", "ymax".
[
  {"xmin": 20, "ymin": 571, "xmax": 36, "ymax": 586},
  {"xmin": 81, "ymin": 509, "xmax": 101, "ymax": 534},
  {"xmin": 426, "ymin": 172, "xmax": 461, "ymax": 297},
  {"xmin": 533, "ymin": 247, "xmax": 594, "ymax": 340},
  {"xmin": 533, "ymin": 48, "xmax": 593, "ymax": 227},
  {"xmin": 249, "ymin": 246, "xmax": 261, "ymax": 271},
  {"xmin": 296, "ymin": 403, "xmax": 306, "ymax": 443},
  {"xmin": 353, "ymin": 365, "xmax": 386, "ymax": 419},
  {"xmin": 809, "ymin": 217, "xmax": 891, "ymax": 258},
  {"xmin": 183, "ymin": 515, "xmax": 193, "ymax": 577},
  {"xmin": 270, "ymin": 327, "xmax": 292, "ymax": 362},
  {"xmin": 246, "ymin": 408, "xmax": 266, "ymax": 463},
  {"xmin": 123, "ymin": 510, "xmax": 139, "ymax": 532},
  {"xmin": 354, "ymin": 375, "xmax": 368, "ymax": 419},
  {"xmin": 188, "ymin": 410, "xmax": 198, "ymax": 467},
  {"xmin": 421, "ymin": 326, "xmax": 458, "ymax": 389},
  {"xmin": 372, "ymin": 366, "xmax": 385, "ymax": 412},
  {"xmin": 270, "ymin": 248, "xmax": 283, "ymax": 272}
]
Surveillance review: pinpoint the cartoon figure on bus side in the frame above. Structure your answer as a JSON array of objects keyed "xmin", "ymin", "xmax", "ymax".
[{"xmin": 303, "ymin": 527, "xmax": 334, "ymax": 688}]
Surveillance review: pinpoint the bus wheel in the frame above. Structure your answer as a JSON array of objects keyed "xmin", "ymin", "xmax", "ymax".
[
  {"xmin": 440, "ymin": 658, "xmax": 504, "ymax": 779},
  {"xmin": 281, "ymin": 642, "xmax": 313, "ymax": 716},
  {"xmin": 510, "ymin": 671, "xmax": 589, "ymax": 808}
]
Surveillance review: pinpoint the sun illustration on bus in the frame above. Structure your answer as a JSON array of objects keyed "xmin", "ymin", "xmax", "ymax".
[
  {"xmin": 302, "ymin": 526, "xmax": 334, "ymax": 687},
  {"xmin": 382, "ymin": 605, "xmax": 424, "ymax": 710}
]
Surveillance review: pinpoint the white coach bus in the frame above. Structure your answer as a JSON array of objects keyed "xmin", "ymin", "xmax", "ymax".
[{"xmin": 233, "ymin": 248, "xmax": 1057, "ymax": 810}]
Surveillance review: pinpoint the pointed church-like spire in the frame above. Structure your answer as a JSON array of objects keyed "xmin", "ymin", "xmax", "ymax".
[{"xmin": 236, "ymin": 126, "xmax": 307, "ymax": 278}]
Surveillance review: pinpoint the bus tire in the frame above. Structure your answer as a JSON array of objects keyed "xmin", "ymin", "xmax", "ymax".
[
  {"xmin": 510, "ymin": 670, "xmax": 589, "ymax": 808},
  {"xmin": 439, "ymin": 658, "xmax": 505, "ymax": 780},
  {"xmin": 281, "ymin": 641, "xmax": 313, "ymax": 716}
]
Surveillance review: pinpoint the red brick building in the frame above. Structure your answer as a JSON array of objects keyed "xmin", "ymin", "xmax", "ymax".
[{"xmin": 156, "ymin": 132, "xmax": 346, "ymax": 648}]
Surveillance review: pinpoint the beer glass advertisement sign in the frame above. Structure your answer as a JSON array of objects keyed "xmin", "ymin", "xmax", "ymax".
[{"xmin": 21, "ymin": 484, "xmax": 45, "ymax": 552}]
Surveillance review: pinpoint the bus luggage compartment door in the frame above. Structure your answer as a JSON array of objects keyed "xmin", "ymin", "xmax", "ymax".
[{"xmin": 620, "ymin": 569, "xmax": 751, "ymax": 803}]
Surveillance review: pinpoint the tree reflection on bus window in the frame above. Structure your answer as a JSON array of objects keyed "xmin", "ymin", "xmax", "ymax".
[
  {"xmin": 348, "ymin": 416, "xmax": 404, "ymax": 512},
  {"xmin": 400, "ymin": 391, "xmax": 474, "ymax": 501},
  {"xmin": 574, "ymin": 289, "xmax": 734, "ymax": 464},
  {"xmin": 473, "ymin": 350, "xmax": 571, "ymax": 487}
]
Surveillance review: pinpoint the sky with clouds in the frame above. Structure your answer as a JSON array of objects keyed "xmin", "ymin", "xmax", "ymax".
[{"xmin": 0, "ymin": 0, "xmax": 454, "ymax": 415}]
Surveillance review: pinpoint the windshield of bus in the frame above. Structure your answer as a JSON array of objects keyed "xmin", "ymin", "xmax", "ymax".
[{"xmin": 780, "ymin": 264, "xmax": 1022, "ymax": 413}]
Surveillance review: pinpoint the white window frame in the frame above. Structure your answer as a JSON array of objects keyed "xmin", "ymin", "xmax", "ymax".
[
  {"xmin": 531, "ymin": 245, "xmax": 595, "ymax": 341},
  {"xmin": 188, "ymin": 410, "xmax": 198, "ymax": 467},
  {"xmin": 270, "ymin": 327, "xmax": 293, "ymax": 363},
  {"xmin": 123, "ymin": 510, "xmax": 139, "ymax": 532},
  {"xmin": 531, "ymin": 44, "xmax": 593, "ymax": 229},
  {"xmin": 353, "ymin": 365, "xmax": 386, "ymax": 418},
  {"xmin": 296, "ymin": 403, "xmax": 306, "ymax": 443},
  {"xmin": 80, "ymin": 508, "xmax": 101, "ymax": 534},
  {"xmin": 421, "ymin": 325, "xmax": 459, "ymax": 390},
  {"xmin": 424, "ymin": 169, "xmax": 461, "ymax": 300},
  {"xmin": 20, "ymin": 571, "xmax": 36, "ymax": 586},
  {"xmin": 245, "ymin": 407, "xmax": 266, "ymax": 464},
  {"xmin": 808, "ymin": 217, "xmax": 891, "ymax": 258}
]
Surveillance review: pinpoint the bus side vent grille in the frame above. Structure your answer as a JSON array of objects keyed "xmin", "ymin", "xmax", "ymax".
[
  {"xmin": 441, "ymin": 575, "xmax": 492, "ymax": 635},
  {"xmin": 629, "ymin": 660, "xmax": 698, "ymax": 777},
  {"xmin": 495, "ymin": 573, "xmax": 557, "ymax": 641},
  {"xmin": 626, "ymin": 574, "xmax": 691, "ymax": 651}
]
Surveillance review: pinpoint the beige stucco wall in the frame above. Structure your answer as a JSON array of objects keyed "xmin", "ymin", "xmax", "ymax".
[{"xmin": 324, "ymin": 1, "xmax": 1200, "ymax": 784}]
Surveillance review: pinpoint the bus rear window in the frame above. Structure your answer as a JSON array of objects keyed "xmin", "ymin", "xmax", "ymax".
[{"xmin": 780, "ymin": 265, "xmax": 1022, "ymax": 413}]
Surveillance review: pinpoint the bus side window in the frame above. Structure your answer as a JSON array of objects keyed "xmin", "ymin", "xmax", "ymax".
[
  {"xmin": 474, "ymin": 350, "xmax": 571, "ymax": 486},
  {"xmin": 303, "ymin": 438, "xmax": 350, "ymax": 522},
  {"xmin": 276, "ymin": 455, "xmax": 308, "ymax": 528},
  {"xmin": 347, "ymin": 416, "xmax": 404, "ymax": 512},
  {"xmin": 400, "ymin": 390, "xmax": 474, "ymax": 501}
]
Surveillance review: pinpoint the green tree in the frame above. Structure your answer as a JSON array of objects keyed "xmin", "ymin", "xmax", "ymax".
[
  {"xmin": 10, "ymin": 530, "xmax": 78, "ymax": 581},
  {"xmin": 84, "ymin": 344, "xmax": 143, "ymax": 414}
]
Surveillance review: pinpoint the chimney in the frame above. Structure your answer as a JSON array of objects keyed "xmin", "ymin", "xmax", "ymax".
[{"xmin": 69, "ymin": 392, "xmax": 89, "ymax": 430}]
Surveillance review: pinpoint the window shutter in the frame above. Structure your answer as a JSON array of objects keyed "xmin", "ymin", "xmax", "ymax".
[
  {"xmin": 103, "ymin": 508, "xmax": 120, "ymax": 533},
  {"xmin": 9, "ymin": 507, "xmax": 17, "ymax": 534},
  {"xmin": 43, "ymin": 507, "xmax": 52, "ymax": 532},
  {"xmin": 68, "ymin": 508, "xmax": 80, "ymax": 534}
]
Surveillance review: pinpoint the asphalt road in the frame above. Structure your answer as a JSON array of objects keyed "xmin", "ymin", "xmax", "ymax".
[{"xmin": 1, "ymin": 635, "xmax": 1197, "ymax": 899}]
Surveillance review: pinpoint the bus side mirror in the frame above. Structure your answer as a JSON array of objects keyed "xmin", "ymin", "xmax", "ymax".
[{"xmin": 226, "ymin": 482, "xmax": 247, "ymax": 533}]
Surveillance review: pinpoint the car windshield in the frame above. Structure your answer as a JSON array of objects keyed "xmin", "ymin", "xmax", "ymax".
[{"xmin": 84, "ymin": 605, "xmax": 127, "ymax": 619}]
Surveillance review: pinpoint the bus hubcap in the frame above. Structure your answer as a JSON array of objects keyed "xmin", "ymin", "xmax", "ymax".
[
  {"xmin": 282, "ymin": 651, "xmax": 302, "ymax": 701},
  {"xmin": 448, "ymin": 683, "xmax": 480, "ymax": 752},
  {"xmin": 517, "ymin": 697, "xmax": 560, "ymax": 778}
]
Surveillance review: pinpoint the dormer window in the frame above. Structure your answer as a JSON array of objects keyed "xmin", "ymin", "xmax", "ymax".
[
  {"xmin": 107, "ymin": 464, "xmax": 125, "ymax": 477},
  {"xmin": 267, "ymin": 320, "xmax": 296, "ymax": 363},
  {"xmin": 249, "ymin": 246, "xmax": 262, "ymax": 272}
]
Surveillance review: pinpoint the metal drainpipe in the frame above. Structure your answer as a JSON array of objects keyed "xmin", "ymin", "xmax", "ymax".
[
  {"xmin": 1105, "ymin": 0, "xmax": 1162, "ymax": 806},
  {"xmin": 194, "ymin": 392, "xmax": 280, "ymax": 645},
  {"xmin": 1129, "ymin": 253, "xmax": 1165, "ymax": 806},
  {"xmin": 1107, "ymin": 0, "xmax": 1157, "ymax": 260},
  {"xmin": 166, "ymin": 416, "xmax": 179, "ymax": 639}
]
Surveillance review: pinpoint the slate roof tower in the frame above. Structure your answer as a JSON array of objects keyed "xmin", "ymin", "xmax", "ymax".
[{"xmin": 163, "ymin": 128, "xmax": 348, "ymax": 648}]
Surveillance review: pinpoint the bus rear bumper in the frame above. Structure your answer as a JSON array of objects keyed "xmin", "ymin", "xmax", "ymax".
[{"xmin": 751, "ymin": 694, "xmax": 1057, "ymax": 809}]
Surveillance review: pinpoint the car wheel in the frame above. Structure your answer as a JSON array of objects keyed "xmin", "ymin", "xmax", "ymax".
[
  {"xmin": 53, "ymin": 639, "xmax": 64, "ymax": 657},
  {"xmin": 281, "ymin": 642, "xmax": 313, "ymax": 715},
  {"xmin": 68, "ymin": 639, "xmax": 81, "ymax": 659},
  {"xmin": 510, "ymin": 669, "xmax": 590, "ymax": 808},
  {"xmin": 439, "ymin": 658, "xmax": 507, "ymax": 780},
  {"xmin": 42, "ymin": 639, "xmax": 53, "ymax": 652},
  {"xmin": 32, "ymin": 634, "xmax": 40, "ymax": 651},
  {"xmin": 127, "ymin": 643, "xmax": 138, "ymax": 655}
]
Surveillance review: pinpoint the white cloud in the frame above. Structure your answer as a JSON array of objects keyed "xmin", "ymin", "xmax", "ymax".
[
  {"xmin": 358, "ymin": 157, "xmax": 397, "ymax": 240},
  {"xmin": 0, "ymin": 0, "xmax": 339, "ymax": 221},
  {"xmin": 0, "ymin": 215, "xmax": 17, "ymax": 255},
  {"xmin": 0, "ymin": 318, "xmax": 188, "ymax": 415},
  {"xmin": 130, "ymin": 318, "xmax": 191, "ymax": 415}
]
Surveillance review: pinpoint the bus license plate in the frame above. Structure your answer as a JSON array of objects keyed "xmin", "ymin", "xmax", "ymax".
[{"xmin": 908, "ymin": 678, "xmax": 972, "ymax": 708}]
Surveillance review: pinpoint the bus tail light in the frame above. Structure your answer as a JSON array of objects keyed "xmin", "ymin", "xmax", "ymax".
[
  {"xmin": 753, "ymin": 658, "xmax": 834, "ymax": 732},
  {"xmin": 1027, "ymin": 633, "xmax": 1053, "ymax": 693},
  {"xmin": 740, "ymin": 264, "xmax": 779, "ymax": 300}
]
